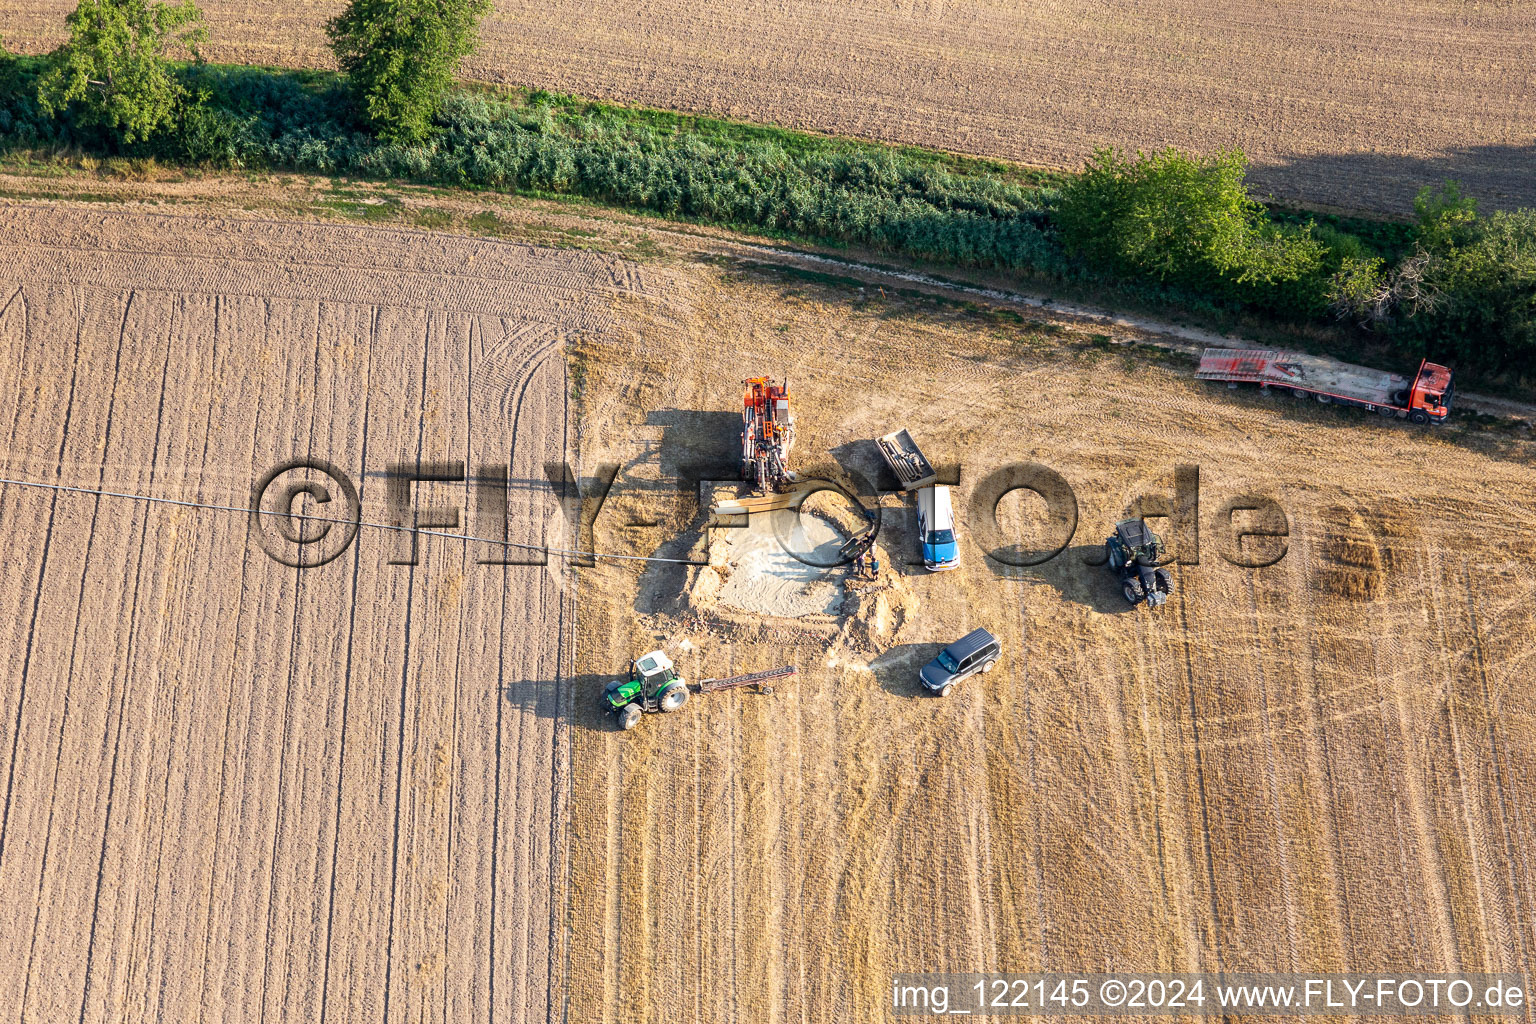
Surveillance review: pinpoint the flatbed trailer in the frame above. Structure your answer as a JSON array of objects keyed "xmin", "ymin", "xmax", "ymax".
[
  {"xmin": 698, "ymin": 665, "xmax": 796, "ymax": 694},
  {"xmin": 1196, "ymin": 348, "xmax": 1453, "ymax": 424},
  {"xmin": 876, "ymin": 428, "xmax": 937, "ymax": 490}
]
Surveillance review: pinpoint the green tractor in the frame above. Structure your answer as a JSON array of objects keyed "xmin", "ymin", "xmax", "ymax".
[
  {"xmin": 1105, "ymin": 518, "xmax": 1174, "ymax": 608},
  {"xmin": 602, "ymin": 650, "xmax": 689, "ymax": 730}
]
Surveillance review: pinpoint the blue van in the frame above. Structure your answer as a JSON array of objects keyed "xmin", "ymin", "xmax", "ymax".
[{"xmin": 916, "ymin": 485, "xmax": 958, "ymax": 571}]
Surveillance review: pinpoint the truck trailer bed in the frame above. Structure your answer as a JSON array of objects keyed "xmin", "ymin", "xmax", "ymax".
[
  {"xmin": 876, "ymin": 428, "xmax": 937, "ymax": 490},
  {"xmin": 1196, "ymin": 348, "xmax": 1415, "ymax": 407}
]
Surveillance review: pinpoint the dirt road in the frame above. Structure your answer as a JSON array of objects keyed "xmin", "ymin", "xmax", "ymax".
[
  {"xmin": 0, "ymin": 204, "xmax": 644, "ymax": 1024},
  {"xmin": 5, "ymin": 0, "xmax": 1535, "ymax": 211}
]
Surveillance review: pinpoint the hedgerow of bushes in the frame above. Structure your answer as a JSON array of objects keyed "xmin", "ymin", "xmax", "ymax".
[{"xmin": 2, "ymin": 43, "xmax": 1533, "ymax": 383}]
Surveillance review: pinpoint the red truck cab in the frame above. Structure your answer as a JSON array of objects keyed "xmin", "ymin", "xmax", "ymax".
[{"xmin": 1411, "ymin": 360, "xmax": 1454, "ymax": 422}]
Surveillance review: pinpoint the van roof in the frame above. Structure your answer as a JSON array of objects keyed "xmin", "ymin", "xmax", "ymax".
[
  {"xmin": 919, "ymin": 484, "xmax": 954, "ymax": 519},
  {"xmin": 944, "ymin": 627, "xmax": 997, "ymax": 662}
]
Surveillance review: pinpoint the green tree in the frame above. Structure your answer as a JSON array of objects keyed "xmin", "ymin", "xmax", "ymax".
[
  {"xmin": 1395, "ymin": 209, "xmax": 1536, "ymax": 374},
  {"xmin": 36, "ymin": 0, "xmax": 205, "ymax": 145},
  {"xmin": 1414, "ymin": 180, "xmax": 1480, "ymax": 251},
  {"xmin": 327, "ymin": 0, "xmax": 492, "ymax": 143},
  {"xmin": 1054, "ymin": 147, "xmax": 1325, "ymax": 293}
]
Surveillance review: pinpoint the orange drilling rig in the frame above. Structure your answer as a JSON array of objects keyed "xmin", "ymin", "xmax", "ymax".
[{"xmin": 740, "ymin": 376, "xmax": 796, "ymax": 492}]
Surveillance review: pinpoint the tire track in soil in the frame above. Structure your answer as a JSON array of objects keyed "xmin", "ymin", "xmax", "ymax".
[
  {"xmin": 1464, "ymin": 573, "xmax": 1535, "ymax": 976},
  {"xmin": 255, "ymin": 299, "xmax": 321, "ymax": 1024},
  {"xmin": 1421, "ymin": 548, "xmax": 1495, "ymax": 973},
  {"xmin": 1243, "ymin": 574, "xmax": 1301, "ymax": 967},
  {"xmin": 0, "ymin": 285, "xmax": 72, "ymax": 876},
  {"xmin": 78, "ymin": 286, "xmax": 177, "ymax": 1024},
  {"xmin": 0, "ymin": 207, "xmax": 585, "ymax": 1024},
  {"xmin": 0, "ymin": 287, "xmax": 89, "ymax": 1023},
  {"xmin": 1371, "ymin": 545, "xmax": 1463, "ymax": 976},
  {"xmin": 185, "ymin": 293, "xmax": 254, "ymax": 1024},
  {"xmin": 130, "ymin": 293, "xmax": 226, "ymax": 1024},
  {"xmin": 1174, "ymin": 588, "xmax": 1226, "ymax": 975},
  {"xmin": 380, "ymin": 313, "xmax": 431, "ymax": 1024},
  {"xmin": 19, "ymin": 289, "xmax": 152, "ymax": 1024},
  {"xmin": 502, "ymin": 341, "xmax": 565, "ymax": 1024},
  {"xmin": 319, "ymin": 305, "xmax": 378, "ymax": 1024},
  {"xmin": 13, "ymin": 287, "xmax": 89, "ymax": 1024}
]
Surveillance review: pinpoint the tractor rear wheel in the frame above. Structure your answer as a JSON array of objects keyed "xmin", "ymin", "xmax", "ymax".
[
  {"xmin": 659, "ymin": 683, "xmax": 689, "ymax": 712},
  {"xmin": 618, "ymin": 704, "xmax": 642, "ymax": 731}
]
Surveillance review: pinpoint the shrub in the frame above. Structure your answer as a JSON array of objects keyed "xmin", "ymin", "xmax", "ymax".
[
  {"xmin": 1414, "ymin": 180, "xmax": 1480, "ymax": 251},
  {"xmin": 327, "ymin": 0, "xmax": 492, "ymax": 143},
  {"xmin": 1054, "ymin": 147, "xmax": 1326, "ymax": 305},
  {"xmin": 36, "ymin": 0, "xmax": 206, "ymax": 146},
  {"xmin": 1327, "ymin": 255, "xmax": 1390, "ymax": 326},
  {"xmin": 1391, "ymin": 209, "xmax": 1536, "ymax": 374}
]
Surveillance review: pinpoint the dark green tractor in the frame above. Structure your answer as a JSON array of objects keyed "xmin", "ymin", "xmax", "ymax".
[
  {"xmin": 1106, "ymin": 518, "xmax": 1174, "ymax": 608},
  {"xmin": 602, "ymin": 650, "xmax": 689, "ymax": 730}
]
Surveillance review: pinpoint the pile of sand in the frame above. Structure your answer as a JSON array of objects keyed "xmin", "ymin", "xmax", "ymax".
[{"xmin": 689, "ymin": 508, "xmax": 845, "ymax": 617}]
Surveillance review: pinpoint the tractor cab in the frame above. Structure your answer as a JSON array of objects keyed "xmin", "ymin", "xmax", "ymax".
[
  {"xmin": 1109, "ymin": 519, "xmax": 1163, "ymax": 566},
  {"xmin": 603, "ymin": 650, "xmax": 689, "ymax": 730},
  {"xmin": 1105, "ymin": 518, "xmax": 1174, "ymax": 609}
]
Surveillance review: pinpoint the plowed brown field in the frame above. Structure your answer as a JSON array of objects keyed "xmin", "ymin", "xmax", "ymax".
[
  {"xmin": 1, "ymin": 197, "xmax": 1533, "ymax": 1024},
  {"xmin": 5, "ymin": 0, "xmax": 1535, "ymax": 210}
]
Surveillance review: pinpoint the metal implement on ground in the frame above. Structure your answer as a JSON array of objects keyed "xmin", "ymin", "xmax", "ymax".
[
  {"xmin": 741, "ymin": 376, "xmax": 797, "ymax": 492},
  {"xmin": 710, "ymin": 486, "xmax": 805, "ymax": 518},
  {"xmin": 698, "ymin": 665, "xmax": 796, "ymax": 695},
  {"xmin": 1106, "ymin": 518, "xmax": 1174, "ymax": 609},
  {"xmin": 1196, "ymin": 348, "xmax": 1453, "ymax": 424},
  {"xmin": 875, "ymin": 428, "xmax": 937, "ymax": 490},
  {"xmin": 602, "ymin": 650, "xmax": 690, "ymax": 730}
]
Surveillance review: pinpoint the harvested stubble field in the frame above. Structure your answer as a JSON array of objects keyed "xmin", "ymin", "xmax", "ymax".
[
  {"xmin": 5, "ymin": 0, "xmax": 1536, "ymax": 211},
  {"xmin": 1, "ymin": 194, "xmax": 1534, "ymax": 1024},
  {"xmin": 0, "ymin": 202, "xmax": 647, "ymax": 1024},
  {"xmin": 566, "ymin": 234, "xmax": 1536, "ymax": 1018}
]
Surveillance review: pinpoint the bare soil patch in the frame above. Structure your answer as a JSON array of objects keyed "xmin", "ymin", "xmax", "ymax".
[{"xmin": 566, "ymin": 230, "xmax": 1536, "ymax": 1020}]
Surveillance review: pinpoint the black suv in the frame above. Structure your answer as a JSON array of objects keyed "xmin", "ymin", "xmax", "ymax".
[{"xmin": 919, "ymin": 628, "xmax": 1001, "ymax": 697}]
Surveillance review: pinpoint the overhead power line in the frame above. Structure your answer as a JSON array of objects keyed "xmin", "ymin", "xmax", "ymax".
[{"xmin": 0, "ymin": 476, "xmax": 705, "ymax": 566}]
